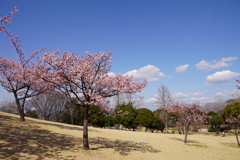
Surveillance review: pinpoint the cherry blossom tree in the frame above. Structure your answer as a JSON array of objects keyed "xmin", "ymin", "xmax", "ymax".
[
  {"xmin": 166, "ymin": 102, "xmax": 208, "ymax": 143},
  {"xmin": 223, "ymin": 102, "xmax": 240, "ymax": 146},
  {"xmin": 37, "ymin": 50, "xmax": 147, "ymax": 149},
  {"xmin": 0, "ymin": 7, "xmax": 47, "ymax": 121}
]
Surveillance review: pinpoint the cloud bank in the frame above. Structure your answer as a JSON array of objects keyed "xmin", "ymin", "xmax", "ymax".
[
  {"xmin": 124, "ymin": 65, "xmax": 166, "ymax": 82},
  {"xmin": 195, "ymin": 57, "xmax": 238, "ymax": 71},
  {"xmin": 176, "ymin": 64, "xmax": 189, "ymax": 73},
  {"xmin": 206, "ymin": 70, "xmax": 240, "ymax": 85}
]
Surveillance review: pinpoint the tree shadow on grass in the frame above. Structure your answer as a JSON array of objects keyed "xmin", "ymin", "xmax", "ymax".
[
  {"xmin": 0, "ymin": 115, "xmax": 81, "ymax": 160},
  {"xmin": 90, "ymin": 137, "xmax": 161, "ymax": 156},
  {"xmin": 169, "ymin": 137, "xmax": 199, "ymax": 143},
  {"xmin": 0, "ymin": 114, "xmax": 160, "ymax": 159},
  {"xmin": 222, "ymin": 142, "xmax": 240, "ymax": 148},
  {"xmin": 30, "ymin": 119, "xmax": 99, "ymax": 133}
]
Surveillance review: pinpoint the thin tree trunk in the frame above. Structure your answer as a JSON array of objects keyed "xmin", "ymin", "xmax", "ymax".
[
  {"xmin": 83, "ymin": 105, "xmax": 90, "ymax": 150},
  {"xmin": 184, "ymin": 125, "xmax": 188, "ymax": 143},
  {"xmin": 71, "ymin": 114, "xmax": 74, "ymax": 125},
  {"xmin": 14, "ymin": 93, "xmax": 25, "ymax": 121},
  {"xmin": 18, "ymin": 102, "xmax": 25, "ymax": 122},
  {"xmin": 19, "ymin": 110, "xmax": 25, "ymax": 121},
  {"xmin": 235, "ymin": 129, "xmax": 240, "ymax": 146}
]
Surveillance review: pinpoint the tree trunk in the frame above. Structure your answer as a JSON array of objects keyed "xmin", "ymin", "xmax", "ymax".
[
  {"xmin": 71, "ymin": 115, "xmax": 74, "ymax": 125},
  {"xmin": 235, "ymin": 129, "xmax": 240, "ymax": 146},
  {"xmin": 19, "ymin": 110, "xmax": 25, "ymax": 121},
  {"xmin": 183, "ymin": 125, "xmax": 188, "ymax": 143},
  {"xmin": 69, "ymin": 107, "xmax": 74, "ymax": 125},
  {"xmin": 14, "ymin": 93, "xmax": 25, "ymax": 122},
  {"xmin": 83, "ymin": 105, "xmax": 90, "ymax": 150},
  {"xmin": 70, "ymin": 111, "xmax": 74, "ymax": 125}
]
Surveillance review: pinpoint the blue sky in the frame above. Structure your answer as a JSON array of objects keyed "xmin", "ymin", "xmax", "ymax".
[{"xmin": 0, "ymin": 0, "xmax": 240, "ymax": 110}]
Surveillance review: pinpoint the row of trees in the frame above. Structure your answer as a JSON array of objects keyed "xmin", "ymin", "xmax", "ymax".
[
  {"xmin": 113, "ymin": 103, "xmax": 165, "ymax": 132},
  {"xmin": 0, "ymin": 6, "xmax": 239, "ymax": 149},
  {"xmin": 1, "ymin": 93, "xmax": 239, "ymax": 146},
  {"xmin": 206, "ymin": 101, "xmax": 240, "ymax": 146},
  {"xmin": 156, "ymin": 84, "xmax": 240, "ymax": 146},
  {"xmin": 0, "ymin": 94, "xmax": 81, "ymax": 124},
  {"xmin": 0, "ymin": 96, "xmax": 164, "ymax": 132},
  {"xmin": 0, "ymin": 7, "xmax": 147, "ymax": 150}
]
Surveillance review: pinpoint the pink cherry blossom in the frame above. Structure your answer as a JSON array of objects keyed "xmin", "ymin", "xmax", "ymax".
[
  {"xmin": 165, "ymin": 102, "xmax": 208, "ymax": 143},
  {"xmin": 0, "ymin": 6, "xmax": 47, "ymax": 121},
  {"xmin": 38, "ymin": 50, "xmax": 147, "ymax": 107},
  {"xmin": 0, "ymin": 6, "xmax": 18, "ymax": 25},
  {"xmin": 37, "ymin": 49, "xmax": 147, "ymax": 149}
]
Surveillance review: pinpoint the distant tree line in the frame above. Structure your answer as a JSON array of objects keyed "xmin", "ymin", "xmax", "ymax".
[
  {"xmin": 1, "ymin": 92, "xmax": 240, "ymax": 146},
  {"xmin": 1, "ymin": 93, "xmax": 239, "ymax": 133},
  {"xmin": 0, "ymin": 96, "xmax": 165, "ymax": 132}
]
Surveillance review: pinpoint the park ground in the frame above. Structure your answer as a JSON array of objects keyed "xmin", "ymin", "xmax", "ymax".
[{"xmin": 0, "ymin": 112, "xmax": 239, "ymax": 160}]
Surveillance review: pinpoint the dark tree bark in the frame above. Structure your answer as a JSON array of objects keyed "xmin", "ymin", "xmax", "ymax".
[{"xmin": 83, "ymin": 105, "xmax": 90, "ymax": 149}]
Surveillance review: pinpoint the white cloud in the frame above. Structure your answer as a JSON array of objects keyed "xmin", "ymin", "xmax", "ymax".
[
  {"xmin": 214, "ymin": 90, "xmax": 239, "ymax": 100},
  {"xmin": 172, "ymin": 92, "xmax": 217, "ymax": 105},
  {"xmin": 221, "ymin": 57, "xmax": 238, "ymax": 62},
  {"xmin": 195, "ymin": 60, "xmax": 227, "ymax": 70},
  {"xmin": 144, "ymin": 97, "xmax": 157, "ymax": 103},
  {"xmin": 142, "ymin": 97, "xmax": 158, "ymax": 111},
  {"xmin": 192, "ymin": 92, "xmax": 203, "ymax": 96},
  {"xmin": 195, "ymin": 57, "xmax": 238, "ymax": 71},
  {"xmin": 144, "ymin": 90, "xmax": 238, "ymax": 110},
  {"xmin": 107, "ymin": 72, "xmax": 116, "ymax": 77},
  {"xmin": 206, "ymin": 70, "xmax": 240, "ymax": 85},
  {"xmin": 124, "ymin": 65, "xmax": 166, "ymax": 82},
  {"xmin": 172, "ymin": 92, "xmax": 188, "ymax": 99},
  {"xmin": 176, "ymin": 64, "xmax": 189, "ymax": 73},
  {"xmin": 215, "ymin": 92, "xmax": 228, "ymax": 97},
  {"xmin": 170, "ymin": 92, "xmax": 201, "ymax": 105}
]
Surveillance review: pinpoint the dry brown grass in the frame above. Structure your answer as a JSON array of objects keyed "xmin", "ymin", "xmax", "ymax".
[{"xmin": 0, "ymin": 112, "xmax": 239, "ymax": 160}]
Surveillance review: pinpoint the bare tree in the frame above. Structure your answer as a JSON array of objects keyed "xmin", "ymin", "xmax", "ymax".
[
  {"xmin": 30, "ymin": 94, "xmax": 67, "ymax": 121},
  {"xmin": 156, "ymin": 84, "xmax": 174, "ymax": 132},
  {"xmin": 0, "ymin": 99, "xmax": 34, "ymax": 116},
  {"xmin": 51, "ymin": 96, "xmax": 67, "ymax": 122},
  {"xmin": 230, "ymin": 90, "xmax": 240, "ymax": 103},
  {"xmin": 113, "ymin": 94, "xmax": 121, "ymax": 106},
  {"xmin": 65, "ymin": 101, "xmax": 78, "ymax": 124},
  {"xmin": 203, "ymin": 99, "xmax": 226, "ymax": 115},
  {"xmin": 113, "ymin": 93, "xmax": 144, "ymax": 108},
  {"xmin": 0, "ymin": 99, "xmax": 18, "ymax": 114},
  {"xmin": 156, "ymin": 84, "xmax": 174, "ymax": 107}
]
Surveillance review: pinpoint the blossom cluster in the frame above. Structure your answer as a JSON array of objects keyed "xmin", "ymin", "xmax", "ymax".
[
  {"xmin": 0, "ymin": 6, "xmax": 48, "ymax": 99},
  {"xmin": 37, "ymin": 50, "xmax": 147, "ymax": 107},
  {"xmin": 0, "ymin": 6, "xmax": 147, "ymax": 120},
  {"xmin": 0, "ymin": 6, "xmax": 18, "ymax": 25},
  {"xmin": 165, "ymin": 103, "xmax": 208, "ymax": 127},
  {"xmin": 226, "ymin": 115, "xmax": 240, "ymax": 124}
]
